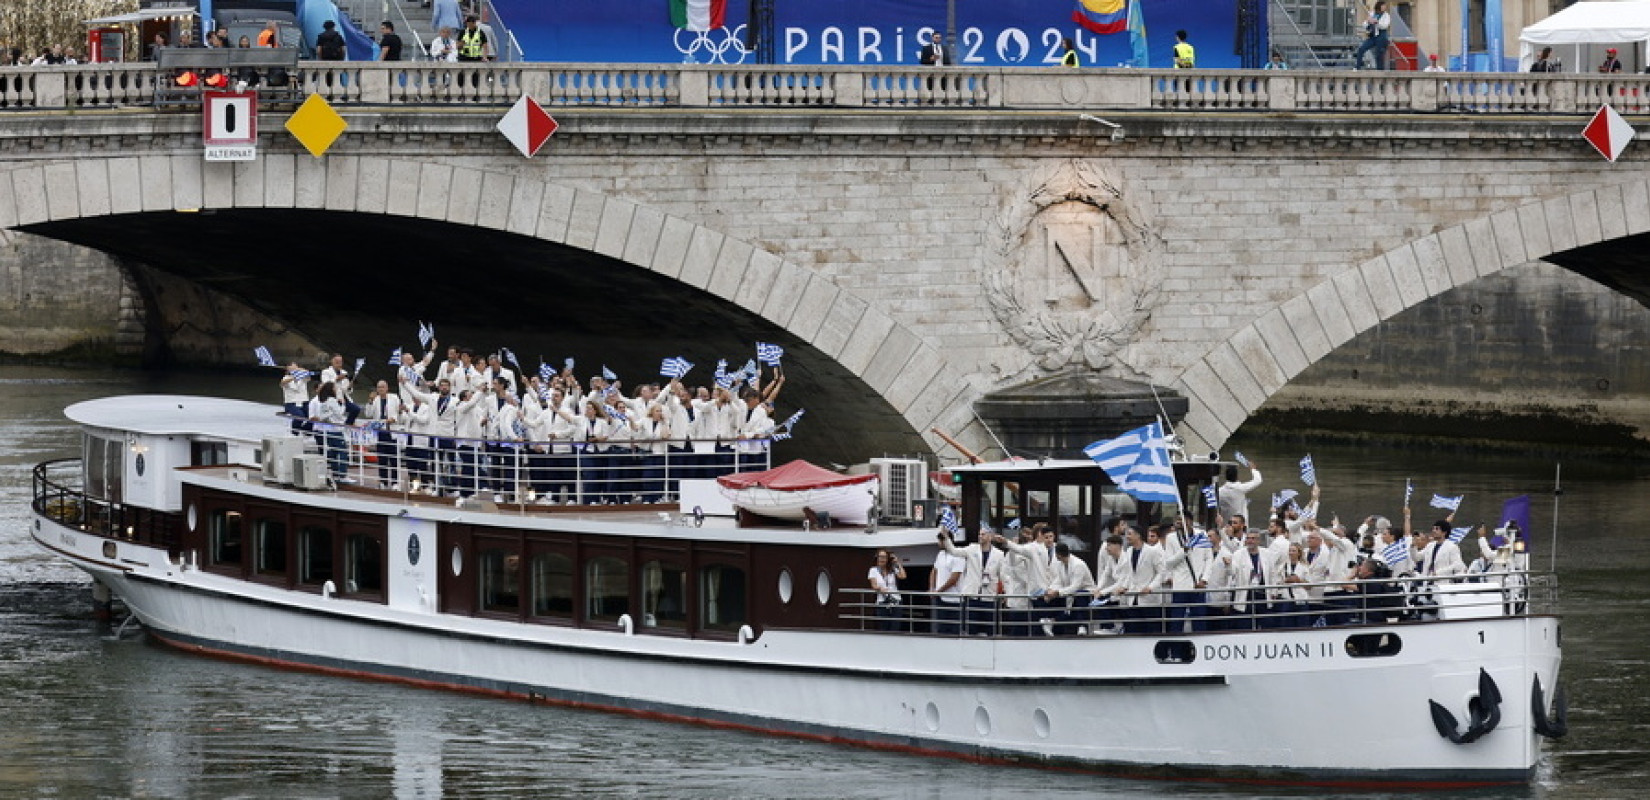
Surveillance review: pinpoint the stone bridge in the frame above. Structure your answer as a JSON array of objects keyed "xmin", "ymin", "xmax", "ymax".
[{"xmin": 0, "ymin": 62, "xmax": 1647, "ymax": 463}]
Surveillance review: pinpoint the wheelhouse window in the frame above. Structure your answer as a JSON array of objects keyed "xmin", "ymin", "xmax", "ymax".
[
  {"xmin": 479, "ymin": 544, "xmax": 522, "ymax": 614},
  {"xmin": 299, "ymin": 525, "xmax": 334, "ymax": 585},
  {"xmin": 254, "ymin": 518, "xmax": 287, "ymax": 576},
  {"xmin": 700, "ymin": 564, "xmax": 746, "ymax": 632},
  {"xmin": 641, "ymin": 560, "xmax": 687, "ymax": 629},
  {"xmin": 209, "ymin": 510, "xmax": 243, "ymax": 566},
  {"xmin": 530, "ymin": 551, "xmax": 573, "ymax": 619},
  {"xmin": 81, "ymin": 435, "xmax": 124, "ymax": 503},
  {"xmin": 191, "ymin": 440, "xmax": 229, "ymax": 467},
  {"xmin": 586, "ymin": 556, "xmax": 629, "ymax": 622},
  {"xmin": 345, "ymin": 532, "xmax": 382, "ymax": 594}
]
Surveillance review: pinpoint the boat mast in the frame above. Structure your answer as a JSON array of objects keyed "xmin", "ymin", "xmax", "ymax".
[{"xmin": 1550, "ymin": 462, "xmax": 1561, "ymax": 573}]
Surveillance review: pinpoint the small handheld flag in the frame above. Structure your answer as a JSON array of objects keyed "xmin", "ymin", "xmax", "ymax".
[
  {"xmin": 564, "ymin": 357, "xmax": 575, "ymax": 371},
  {"xmin": 1449, "ymin": 526, "xmax": 1472, "ymax": 543},
  {"xmin": 1381, "ymin": 539, "xmax": 1408, "ymax": 565},
  {"xmin": 756, "ymin": 342, "xmax": 784, "ymax": 366},
  {"xmin": 1430, "ymin": 494, "xmax": 1464, "ymax": 512},
  {"xmin": 1404, "ymin": 478, "xmax": 1414, "ymax": 508},
  {"xmin": 290, "ymin": 369, "xmax": 314, "ymax": 381},
  {"xmin": 1299, "ymin": 455, "xmax": 1316, "ymax": 487},
  {"xmin": 388, "ymin": 347, "xmax": 403, "ymax": 366},
  {"xmin": 254, "ymin": 346, "xmax": 277, "ymax": 368},
  {"xmin": 354, "ymin": 357, "xmax": 366, "ymax": 378},
  {"xmin": 780, "ymin": 409, "xmax": 805, "ymax": 431},
  {"xmin": 539, "ymin": 362, "xmax": 555, "ymax": 382},
  {"xmin": 417, "ymin": 322, "xmax": 434, "ymax": 349},
  {"xmin": 938, "ymin": 505, "xmax": 961, "ymax": 536},
  {"xmin": 1200, "ymin": 484, "xmax": 1218, "ymax": 509},
  {"xmin": 1234, "ymin": 451, "xmax": 1249, "ymax": 468},
  {"xmin": 601, "ymin": 365, "xmax": 617, "ymax": 382},
  {"xmin": 501, "ymin": 347, "xmax": 522, "ymax": 372},
  {"xmin": 660, "ymin": 357, "xmax": 694, "ymax": 379},
  {"xmin": 1187, "ymin": 529, "xmax": 1212, "ymax": 549}
]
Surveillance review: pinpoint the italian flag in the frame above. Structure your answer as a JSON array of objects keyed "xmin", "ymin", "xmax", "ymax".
[{"xmin": 670, "ymin": 0, "xmax": 726, "ymax": 32}]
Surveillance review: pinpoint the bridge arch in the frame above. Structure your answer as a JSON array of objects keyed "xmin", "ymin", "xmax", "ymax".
[
  {"xmin": 1170, "ymin": 178, "xmax": 1650, "ymax": 453},
  {"xmin": 0, "ymin": 153, "xmax": 976, "ymax": 462}
]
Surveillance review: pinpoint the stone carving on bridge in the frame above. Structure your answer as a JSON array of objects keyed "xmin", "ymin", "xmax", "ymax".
[{"xmin": 985, "ymin": 160, "xmax": 1161, "ymax": 379}]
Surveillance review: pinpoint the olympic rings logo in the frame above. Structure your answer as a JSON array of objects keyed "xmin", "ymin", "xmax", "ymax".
[{"xmin": 674, "ymin": 25, "xmax": 750, "ymax": 64}]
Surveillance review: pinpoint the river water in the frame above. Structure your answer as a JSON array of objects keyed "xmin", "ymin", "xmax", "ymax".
[{"xmin": 0, "ymin": 366, "xmax": 1645, "ymax": 798}]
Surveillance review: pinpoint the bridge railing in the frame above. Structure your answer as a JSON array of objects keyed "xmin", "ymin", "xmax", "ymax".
[{"xmin": 1, "ymin": 63, "xmax": 1645, "ymax": 115}]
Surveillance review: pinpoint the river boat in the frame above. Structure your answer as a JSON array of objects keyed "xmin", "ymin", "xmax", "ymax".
[{"xmin": 30, "ymin": 395, "xmax": 1566, "ymax": 788}]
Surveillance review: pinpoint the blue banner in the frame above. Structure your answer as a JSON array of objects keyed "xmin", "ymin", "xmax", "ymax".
[{"xmin": 497, "ymin": 0, "xmax": 1241, "ymax": 68}]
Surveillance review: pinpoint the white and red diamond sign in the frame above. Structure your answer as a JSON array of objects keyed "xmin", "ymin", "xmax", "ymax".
[
  {"xmin": 496, "ymin": 94, "xmax": 558, "ymax": 158},
  {"xmin": 1582, "ymin": 104, "xmax": 1635, "ymax": 163}
]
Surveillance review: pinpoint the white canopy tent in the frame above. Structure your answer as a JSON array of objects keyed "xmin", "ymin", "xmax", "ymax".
[{"xmin": 1519, "ymin": 1, "xmax": 1650, "ymax": 72}]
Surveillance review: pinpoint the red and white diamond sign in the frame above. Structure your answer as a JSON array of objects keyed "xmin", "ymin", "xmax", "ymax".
[
  {"xmin": 1582, "ymin": 104, "xmax": 1634, "ymax": 163},
  {"xmin": 496, "ymin": 94, "xmax": 558, "ymax": 158}
]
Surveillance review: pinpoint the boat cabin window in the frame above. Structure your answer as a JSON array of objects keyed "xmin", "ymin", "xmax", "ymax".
[
  {"xmin": 82, "ymin": 434, "xmax": 124, "ymax": 503},
  {"xmin": 700, "ymin": 564, "xmax": 746, "ymax": 632},
  {"xmin": 209, "ymin": 510, "xmax": 243, "ymax": 566},
  {"xmin": 586, "ymin": 556, "xmax": 629, "ymax": 622},
  {"xmin": 530, "ymin": 551, "xmax": 574, "ymax": 619},
  {"xmin": 345, "ymin": 532, "xmax": 382, "ymax": 594},
  {"xmin": 479, "ymin": 544, "xmax": 522, "ymax": 614},
  {"xmin": 641, "ymin": 560, "xmax": 688, "ymax": 629},
  {"xmin": 299, "ymin": 525, "xmax": 334, "ymax": 585},
  {"xmin": 191, "ymin": 440, "xmax": 229, "ymax": 467},
  {"xmin": 254, "ymin": 518, "xmax": 287, "ymax": 577}
]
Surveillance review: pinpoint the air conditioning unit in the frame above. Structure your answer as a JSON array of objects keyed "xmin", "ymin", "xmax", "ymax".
[
  {"xmin": 292, "ymin": 454, "xmax": 331, "ymax": 490},
  {"xmin": 870, "ymin": 457, "xmax": 927, "ymax": 523},
  {"xmin": 260, "ymin": 436, "xmax": 305, "ymax": 485}
]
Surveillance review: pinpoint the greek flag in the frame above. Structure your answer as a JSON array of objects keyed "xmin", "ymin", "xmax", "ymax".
[
  {"xmin": 564, "ymin": 357, "xmax": 575, "ymax": 371},
  {"xmin": 1449, "ymin": 526, "xmax": 1472, "ymax": 543},
  {"xmin": 501, "ymin": 347, "xmax": 521, "ymax": 372},
  {"xmin": 290, "ymin": 369, "xmax": 314, "ymax": 381},
  {"xmin": 353, "ymin": 357, "xmax": 365, "ymax": 378},
  {"xmin": 539, "ymin": 362, "xmax": 555, "ymax": 382},
  {"xmin": 938, "ymin": 504, "xmax": 961, "ymax": 535},
  {"xmin": 740, "ymin": 358, "xmax": 758, "ymax": 377},
  {"xmin": 254, "ymin": 346, "xmax": 276, "ymax": 368},
  {"xmin": 607, "ymin": 403, "xmax": 628, "ymax": 422},
  {"xmin": 1200, "ymin": 483, "xmax": 1218, "ymax": 509},
  {"xmin": 601, "ymin": 365, "xmax": 617, "ymax": 381},
  {"xmin": 1381, "ymin": 538, "xmax": 1409, "ymax": 565},
  {"xmin": 1082, "ymin": 422, "xmax": 1179, "ymax": 504},
  {"xmin": 417, "ymin": 321, "xmax": 434, "ymax": 348},
  {"xmin": 1234, "ymin": 451, "xmax": 1249, "ymax": 468},
  {"xmin": 1187, "ymin": 529, "xmax": 1212, "ymax": 549},
  {"xmin": 747, "ymin": 371, "xmax": 760, "ymax": 389},
  {"xmin": 1299, "ymin": 454, "xmax": 1316, "ymax": 486},
  {"xmin": 1404, "ymin": 478, "xmax": 1414, "ymax": 508},
  {"xmin": 1270, "ymin": 489, "xmax": 1298, "ymax": 510},
  {"xmin": 756, "ymin": 342, "xmax": 784, "ymax": 366},
  {"xmin": 771, "ymin": 430, "xmax": 791, "ymax": 441},
  {"xmin": 1006, "ymin": 518, "xmax": 1022, "ymax": 531},
  {"xmin": 780, "ymin": 409, "xmax": 805, "ymax": 431},
  {"xmin": 714, "ymin": 359, "xmax": 733, "ymax": 390},
  {"xmin": 660, "ymin": 357, "xmax": 693, "ymax": 379},
  {"xmin": 388, "ymin": 347, "xmax": 403, "ymax": 366},
  {"xmin": 1430, "ymin": 494, "xmax": 1464, "ymax": 512}
]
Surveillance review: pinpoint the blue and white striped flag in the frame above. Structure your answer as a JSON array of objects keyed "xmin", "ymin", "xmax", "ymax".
[
  {"xmin": 539, "ymin": 362, "xmax": 555, "ymax": 382},
  {"xmin": 1270, "ymin": 489, "xmax": 1298, "ymax": 510},
  {"xmin": 756, "ymin": 342, "xmax": 784, "ymax": 366},
  {"xmin": 1200, "ymin": 483, "xmax": 1218, "ymax": 509},
  {"xmin": 606, "ymin": 403, "xmax": 627, "ymax": 422},
  {"xmin": 780, "ymin": 408, "xmax": 805, "ymax": 431},
  {"xmin": 1430, "ymin": 494, "xmax": 1464, "ymax": 512},
  {"xmin": 601, "ymin": 365, "xmax": 617, "ymax": 382},
  {"xmin": 660, "ymin": 357, "xmax": 694, "ymax": 379},
  {"xmin": 1299, "ymin": 454, "xmax": 1316, "ymax": 487},
  {"xmin": 740, "ymin": 358, "xmax": 757, "ymax": 377},
  {"xmin": 388, "ymin": 347, "xmax": 403, "ymax": 366},
  {"xmin": 500, "ymin": 347, "xmax": 521, "ymax": 372},
  {"xmin": 417, "ymin": 321, "xmax": 434, "ymax": 349},
  {"xmin": 1449, "ymin": 526, "xmax": 1472, "ymax": 543},
  {"xmin": 1083, "ymin": 422, "xmax": 1179, "ymax": 504},
  {"xmin": 290, "ymin": 369, "xmax": 314, "ymax": 381},
  {"xmin": 564, "ymin": 357, "xmax": 575, "ymax": 372},
  {"xmin": 1005, "ymin": 518, "xmax": 1021, "ymax": 532},
  {"xmin": 1234, "ymin": 451, "xmax": 1249, "ymax": 468},
  {"xmin": 354, "ymin": 357, "xmax": 365, "ymax": 378},
  {"xmin": 1381, "ymin": 538, "xmax": 1409, "ymax": 565},
  {"xmin": 714, "ymin": 359, "xmax": 733, "ymax": 390},
  {"xmin": 254, "ymin": 345, "xmax": 276, "ymax": 368},
  {"xmin": 771, "ymin": 429, "xmax": 791, "ymax": 441},
  {"xmin": 1187, "ymin": 529, "xmax": 1212, "ymax": 549},
  {"xmin": 1404, "ymin": 478, "xmax": 1414, "ymax": 508},
  {"xmin": 938, "ymin": 504, "xmax": 961, "ymax": 535}
]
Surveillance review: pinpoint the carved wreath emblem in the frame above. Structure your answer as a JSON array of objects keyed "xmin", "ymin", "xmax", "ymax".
[{"xmin": 985, "ymin": 160, "xmax": 1161, "ymax": 376}]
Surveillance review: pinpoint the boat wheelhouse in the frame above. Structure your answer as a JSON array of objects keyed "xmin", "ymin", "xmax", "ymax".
[{"xmin": 32, "ymin": 395, "xmax": 1566, "ymax": 787}]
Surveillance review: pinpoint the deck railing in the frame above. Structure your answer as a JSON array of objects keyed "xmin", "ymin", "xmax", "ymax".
[
  {"xmin": 1, "ymin": 62, "xmax": 1645, "ymax": 115},
  {"xmin": 33, "ymin": 458, "xmax": 183, "ymax": 551},
  {"xmin": 840, "ymin": 570, "xmax": 1557, "ymax": 639}
]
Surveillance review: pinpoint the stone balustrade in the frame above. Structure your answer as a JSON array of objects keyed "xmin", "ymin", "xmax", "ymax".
[{"xmin": 2, "ymin": 62, "xmax": 1647, "ymax": 115}]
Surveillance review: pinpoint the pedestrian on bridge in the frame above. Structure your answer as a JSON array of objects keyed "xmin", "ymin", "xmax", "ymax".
[{"xmin": 1173, "ymin": 30, "xmax": 1195, "ymax": 68}]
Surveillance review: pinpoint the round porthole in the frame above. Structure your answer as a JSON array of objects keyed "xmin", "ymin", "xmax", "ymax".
[
  {"xmin": 924, "ymin": 702, "xmax": 940, "ymax": 732},
  {"xmin": 450, "ymin": 545, "xmax": 463, "ymax": 577},
  {"xmin": 186, "ymin": 504, "xmax": 198, "ymax": 532},
  {"xmin": 777, "ymin": 568, "xmax": 794, "ymax": 604},
  {"xmin": 1033, "ymin": 708, "xmax": 1051, "ymax": 739},
  {"xmin": 815, "ymin": 569, "xmax": 832, "ymax": 605},
  {"xmin": 974, "ymin": 706, "xmax": 992, "ymax": 736}
]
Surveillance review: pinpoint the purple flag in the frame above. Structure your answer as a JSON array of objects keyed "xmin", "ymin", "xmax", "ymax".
[{"xmin": 1499, "ymin": 494, "xmax": 1532, "ymax": 552}]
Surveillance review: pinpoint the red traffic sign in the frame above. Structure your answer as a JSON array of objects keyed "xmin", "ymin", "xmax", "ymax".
[
  {"xmin": 496, "ymin": 94, "xmax": 558, "ymax": 158},
  {"xmin": 1582, "ymin": 104, "xmax": 1634, "ymax": 163}
]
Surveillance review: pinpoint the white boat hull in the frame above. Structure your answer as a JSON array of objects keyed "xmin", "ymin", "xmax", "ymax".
[{"xmin": 38, "ymin": 518, "xmax": 1557, "ymax": 786}]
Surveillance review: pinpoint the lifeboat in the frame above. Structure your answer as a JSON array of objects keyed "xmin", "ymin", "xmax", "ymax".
[{"xmin": 716, "ymin": 460, "xmax": 879, "ymax": 524}]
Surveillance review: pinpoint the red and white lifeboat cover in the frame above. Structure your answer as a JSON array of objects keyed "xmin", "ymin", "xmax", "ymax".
[{"xmin": 716, "ymin": 460, "xmax": 880, "ymax": 524}]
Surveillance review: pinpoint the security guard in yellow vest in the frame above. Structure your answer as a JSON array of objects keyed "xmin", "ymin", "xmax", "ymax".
[
  {"xmin": 458, "ymin": 16, "xmax": 490, "ymax": 62},
  {"xmin": 1173, "ymin": 29, "xmax": 1195, "ymax": 68}
]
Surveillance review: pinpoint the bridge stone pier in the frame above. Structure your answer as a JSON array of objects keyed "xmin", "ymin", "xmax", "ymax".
[{"xmin": 1, "ymin": 63, "xmax": 1647, "ymax": 463}]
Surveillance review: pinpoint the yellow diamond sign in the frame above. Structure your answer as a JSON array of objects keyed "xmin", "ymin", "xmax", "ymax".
[{"xmin": 285, "ymin": 94, "xmax": 348, "ymax": 158}]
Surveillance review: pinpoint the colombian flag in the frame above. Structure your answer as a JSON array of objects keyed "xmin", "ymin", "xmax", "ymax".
[
  {"xmin": 671, "ymin": 0, "xmax": 726, "ymax": 32},
  {"xmin": 1073, "ymin": 0, "xmax": 1128, "ymax": 35}
]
